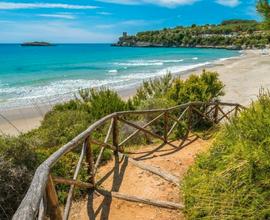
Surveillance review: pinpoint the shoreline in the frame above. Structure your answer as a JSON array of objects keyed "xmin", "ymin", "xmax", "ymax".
[{"xmin": 1, "ymin": 49, "xmax": 269, "ymax": 135}]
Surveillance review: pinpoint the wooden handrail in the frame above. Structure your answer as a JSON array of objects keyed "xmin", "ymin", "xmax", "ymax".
[
  {"xmin": 63, "ymin": 141, "xmax": 87, "ymax": 220},
  {"xmin": 12, "ymin": 101, "xmax": 243, "ymax": 220}
]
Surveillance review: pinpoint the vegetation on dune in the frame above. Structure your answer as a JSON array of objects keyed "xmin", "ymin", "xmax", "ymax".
[
  {"xmin": 115, "ymin": 19, "xmax": 270, "ymax": 49},
  {"xmin": 168, "ymin": 70, "xmax": 224, "ymax": 105},
  {"xmin": 0, "ymin": 70, "xmax": 224, "ymax": 219},
  {"xmin": 183, "ymin": 91, "xmax": 270, "ymax": 219}
]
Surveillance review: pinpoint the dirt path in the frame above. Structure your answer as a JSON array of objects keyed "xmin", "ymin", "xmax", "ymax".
[{"xmin": 70, "ymin": 135, "xmax": 211, "ymax": 220}]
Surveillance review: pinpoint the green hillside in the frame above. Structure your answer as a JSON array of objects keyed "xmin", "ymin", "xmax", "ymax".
[{"xmin": 114, "ymin": 20, "xmax": 270, "ymax": 49}]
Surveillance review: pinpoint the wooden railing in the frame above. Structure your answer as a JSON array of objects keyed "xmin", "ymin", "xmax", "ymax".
[{"xmin": 12, "ymin": 101, "xmax": 245, "ymax": 220}]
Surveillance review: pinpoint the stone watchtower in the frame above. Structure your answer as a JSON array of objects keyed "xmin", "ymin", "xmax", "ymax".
[{"xmin": 123, "ymin": 32, "xmax": 128, "ymax": 38}]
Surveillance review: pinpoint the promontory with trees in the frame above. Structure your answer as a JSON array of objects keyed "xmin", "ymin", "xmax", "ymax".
[
  {"xmin": 113, "ymin": 19, "xmax": 270, "ymax": 49},
  {"xmin": 114, "ymin": 0, "xmax": 270, "ymax": 50}
]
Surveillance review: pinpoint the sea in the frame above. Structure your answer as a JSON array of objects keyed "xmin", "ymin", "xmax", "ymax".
[{"xmin": 0, "ymin": 44, "xmax": 240, "ymax": 109}]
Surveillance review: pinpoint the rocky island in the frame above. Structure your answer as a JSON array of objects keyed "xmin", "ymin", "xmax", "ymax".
[
  {"xmin": 113, "ymin": 20, "xmax": 270, "ymax": 50},
  {"xmin": 21, "ymin": 41, "xmax": 54, "ymax": 46}
]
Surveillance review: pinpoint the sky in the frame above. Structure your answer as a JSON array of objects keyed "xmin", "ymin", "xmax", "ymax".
[{"xmin": 0, "ymin": 0, "xmax": 261, "ymax": 43}]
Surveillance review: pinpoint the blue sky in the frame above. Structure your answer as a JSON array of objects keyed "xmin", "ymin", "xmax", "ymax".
[{"xmin": 0, "ymin": 0, "xmax": 261, "ymax": 43}]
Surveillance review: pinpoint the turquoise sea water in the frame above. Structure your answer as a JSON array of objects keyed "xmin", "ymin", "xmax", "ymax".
[{"xmin": 0, "ymin": 44, "xmax": 239, "ymax": 108}]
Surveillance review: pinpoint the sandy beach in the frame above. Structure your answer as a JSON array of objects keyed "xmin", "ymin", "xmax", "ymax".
[
  {"xmin": 1, "ymin": 49, "xmax": 269, "ymax": 136},
  {"xmin": 205, "ymin": 50, "xmax": 270, "ymax": 105}
]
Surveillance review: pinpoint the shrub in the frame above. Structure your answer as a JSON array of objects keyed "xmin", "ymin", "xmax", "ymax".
[
  {"xmin": 168, "ymin": 70, "xmax": 225, "ymax": 104},
  {"xmin": 0, "ymin": 158, "xmax": 33, "ymax": 220},
  {"xmin": 182, "ymin": 91, "xmax": 270, "ymax": 219},
  {"xmin": 26, "ymin": 110, "xmax": 91, "ymax": 148},
  {"xmin": 118, "ymin": 122, "xmax": 152, "ymax": 147},
  {"xmin": 78, "ymin": 87, "xmax": 130, "ymax": 120},
  {"xmin": 138, "ymin": 97, "xmax": 176, "ymax": 136},
  {"xmin": 35, "ymin": 147, "xmax": 90, "ymax": 203},
  {"xmin": 0, "ymin": 136, "xmax": 38, "ymax": 220},
  {"xmin": 132, "ymin": 73, "xmax": 174, "ymax": 106}
]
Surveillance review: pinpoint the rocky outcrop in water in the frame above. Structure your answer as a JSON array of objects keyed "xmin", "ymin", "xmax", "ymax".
[{"xmin": 21, "ymin": 42, "xmax": 54, "ymax": 46}]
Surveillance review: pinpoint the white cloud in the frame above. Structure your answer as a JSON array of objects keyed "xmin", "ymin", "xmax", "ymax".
[
  {"xmin": 0, "ymin": 20, "xmax": 115, "ymax": 43},
  {"xmin": 0, "ymin": 2, "xmax": 98, "ymax": 10},
  {"xmin": 37, "ymin": 14, "xmax": 76, "ymax": 19},
  {"xmin": 96, "ymin": 0, "xmax": 198, "ymax": 7},
  {"xmin": 215, "ymin": 0, "xmax": 240, "ymax": 7}
]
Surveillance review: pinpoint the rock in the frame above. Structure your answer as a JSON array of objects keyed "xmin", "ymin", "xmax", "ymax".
[
  {"xmin": 156, "ymin": 181, "xmax": 164, "ymax": 186},
  {"xmin": 21, "ymin": 41, "xmax": 54, "ymax": 46}
]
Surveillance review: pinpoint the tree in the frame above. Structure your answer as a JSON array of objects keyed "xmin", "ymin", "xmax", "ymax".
[{"xmin": 257, "ymin": 0, "xmax": 270, "ymax": 29}]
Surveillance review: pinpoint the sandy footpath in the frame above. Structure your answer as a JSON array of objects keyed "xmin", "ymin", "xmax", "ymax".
[
  {"xmin": 1, "ymin": 49, "xmax": 269, "ymax": 135},
  {"xmin": 69, "ymin": 137, "xmax": 210, "ymax": 220}
]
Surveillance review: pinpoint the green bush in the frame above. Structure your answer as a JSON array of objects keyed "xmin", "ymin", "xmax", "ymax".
[
  {"xmin": 257, "ymin": 0, "xmax": 270, "ymax": 30},
  {"xmin": 132, "ymin": 73, "xmax": 174, "ymax": 106},
  {"xmin": 0, "ymin": 137, "xmax": 38, "ymax": 220},
  {"xmin": 35, "ymin": 147, "xmax": 90, "ymax": 203},
  {"xmin": 182, "ymin": 92, "xmax": 270, "ymax": 219},
  {"xmin": 168, "ymin": 70, "xmax": 225, "ymax": 104},
  {"xmin": 0, "ymin": 158, "xmax": 33, "ymax": 220},
  {"xmin": 138, "ymin": 97, "xmax": 176, "ymax": 136},
  {"xmin": 78, "ymin": 87, "xmax": 130, "ymax": 120},
  {"xmin": 26, "ymin": 110, "xmax": 90, "ymax": 148}
]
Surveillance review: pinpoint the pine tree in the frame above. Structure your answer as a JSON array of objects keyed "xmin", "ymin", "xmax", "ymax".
[{"xmin": 257, "ymin": 0, "xmax": 270, "ymax": 29}]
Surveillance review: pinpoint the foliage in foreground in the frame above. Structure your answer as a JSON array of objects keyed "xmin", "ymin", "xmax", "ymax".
[
  {"xmin": 257, "ymin": 0, "xmax": 270, "ymax": 29},
  {"xmin": 0, "ymin": 70, "xmax": 224, "ymax": 219},
  {"xmin": 0, "ymin": 137, "xmax": 38, "ymax": 219},
  {"xmin": 183, "ymin": 92, "xmax": 270, "ymax": 219}
]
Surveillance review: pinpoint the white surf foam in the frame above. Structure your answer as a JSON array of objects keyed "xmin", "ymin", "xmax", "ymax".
[{"xmin": 113, "ymin": 59, "xmax": 184, "ymax": 67}]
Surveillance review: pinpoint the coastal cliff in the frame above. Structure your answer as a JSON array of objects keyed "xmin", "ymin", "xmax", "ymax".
[{"xmin": 113, "ymin": 20, "xmax": 270, "ymax": 50}]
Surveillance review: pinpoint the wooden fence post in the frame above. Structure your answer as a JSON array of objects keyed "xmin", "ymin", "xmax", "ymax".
[
  {"xmin": 85, "ymin": 137, "xmax": 95, "ymax": 186},
  {"xmin": 46, "ymin": 174, "xmax": 62, "ymax": 220},
  {"xmin": 183, "ymin": 104, "xmax": 194, "ymax": 139},
  {"xmin": 235, "ymin": 105, "xmax": 239, "ymax": 117},
  {"xmin": 187, "ymin": 104, "xmax": 193, "ymax": 133},
  {"xmin": 164, "ymin": 112, "xmax": 168, "ymax": 143},
  {"xmin": 112, "ymin": 116, "xmax": 119, "ymax": 153},
  {"xmin": 214, "ymin": 103, "xmax": 219, "ymax": 124}
]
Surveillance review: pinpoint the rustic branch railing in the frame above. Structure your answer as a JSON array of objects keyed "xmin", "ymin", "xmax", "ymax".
[{"xmin": 13, "ymin": 101, "xmax": 245, "ymax": 220}]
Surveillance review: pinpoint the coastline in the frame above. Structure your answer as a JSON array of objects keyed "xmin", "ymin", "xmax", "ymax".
[{"xmin": 1, "ymin": 49, "xmax": 269, "ymax": 136}]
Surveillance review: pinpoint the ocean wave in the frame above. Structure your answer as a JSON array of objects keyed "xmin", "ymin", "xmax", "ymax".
[
  {"xmin": 113, "ymin": 59, "xmax": 184, "ymax": 67},
  {"xmin": 107, "ymin": 69, "xmax": 118, "ymax": 75},
  {"xmin": 144, "ymin": 59, "xmax": 184, "ymax": 63},
  {"xmin": 113, "ymin": 61, "xmax": 164, "ymax": 67},
  {"xmin": 192, "ymin": 57, "xmax": 198, "ymax": 60},
  {"xmin": 162, "ymin": 59, "xmax": 184, "ymax": 63},
  {"xmin": 118, "ymin": 62, "xmax": 212, "ymax": 82},
  {"xmin": 0, "ymin": 61, "xmax": 213, "ymax": 105},
  {"xmin": 0, "ymin": 78, "xmax": 125, "ymax": 103},
  {"xmin": 0, "ymin": 56, "xmax": 237, "ymax": 109},
  {"xmin": 218, "ymin": 55, "xmax": 242, "ymax": 62}
]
